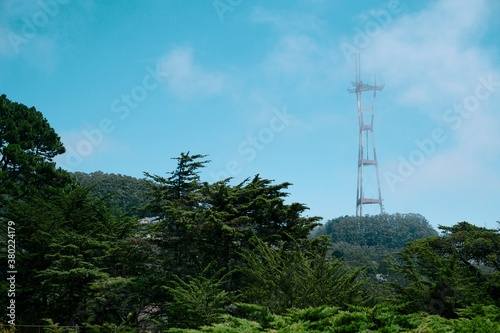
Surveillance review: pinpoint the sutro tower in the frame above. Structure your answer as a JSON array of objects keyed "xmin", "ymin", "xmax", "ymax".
[{"xmin": 348, "ymin": 50, "xmax": 384, "ymax": 216}]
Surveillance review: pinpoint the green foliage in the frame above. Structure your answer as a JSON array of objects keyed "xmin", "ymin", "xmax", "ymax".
[
  {"xmin": 88, "ymin": 277, "xmax": 136, "ymax": 324},
  {"xmin": 5, "ymin": 185, "xmax": 138, "ymax": 324},
  {"xmin": 143, "ymin": 153, "xmax": 321, "ymax": 281},
  {"xmin": 172, "ymin": 304, "xmax": 500, "ymax": 332},
  {"xmin": 42, "ymin": 318, "xmax": 66, "ymax": 333},
  {"xmin": 238, "ymin": 236, "xmax": 367, "ymax": 313},
  {"xmin": 0, "ymin": 326, "xmax": 16, "ymax": 333},
  {"xmin": 457, "ymin": 303, "xmax": 500, "ymax": 320},
  {"xmin": 313, "ymin": 213, "xmax": 439, "ymax": 304},
  {"xmin": 225, "ymin": 303, "xmax": 274, "ymax": 329},
  {"xmin": 163, "ymin": 265, "xmax": 234, "ymax": 329},
  {"xmin": 142, "ymin": 153, "xmax": 211, "ymax": 276},
  {"xmin": 167, "ymin": 315, "xmax": 263, "ymax": 333},
  {"xmin": 71, "ymin": 171, "xmax": 152, "ymax": 215},
  {"xmin": 0, "ymin": 94, "xmax": 68, "ymax": 204},
  {"xmin": 316, "ymin": 213, "xmax": 437, "ymax": 249},
  {"xmin": 143, "ymin": 152, "xmax": 209, "ymax": 216},
  {"xmin": 390, "ymin": 222, "xmax": 500, "ymax": 317}
]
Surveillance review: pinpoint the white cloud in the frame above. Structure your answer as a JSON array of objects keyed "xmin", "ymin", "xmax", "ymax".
[
  {"xmin": 372, "ymin": 0, "xmax": 500, "ymax": 198},
  {"xmin": 373, "ymin": 0, "xmax": 492, "ymax": 109},
  {"xmin": 250, "ymin": 5, "xmax": 339, "ymax": 81},
  {"xmin": 156, "ymin": 46, "xmax": 227, "ymax": 99}
]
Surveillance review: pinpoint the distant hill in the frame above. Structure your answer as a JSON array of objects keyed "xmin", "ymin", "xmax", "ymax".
[
  {"xmin": 71, "ymin": 171, "xmax": 152, "ymax": 216},
  {"xmin": 313, "ymin": 213, "xmax": 438, "ymax": 248},
  {"xmin": 312, "ymin": 213, "xmax": 438, "ymax": 276}
]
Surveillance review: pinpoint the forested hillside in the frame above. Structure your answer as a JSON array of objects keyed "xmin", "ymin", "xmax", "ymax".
[
  {"xmin": 312, "ymin": 214, "xmax": 438, "ymax": 274},
  {"xmin": 71, "ymin": 171, "xmax": 152, "ymax": 215},
  {"xmin": 310, "ymin": 214, "xmax": 440, "ymax": 302},
  {"xmin": 1, "ymin": 94, "xmax": 499, "ymax": 332}
]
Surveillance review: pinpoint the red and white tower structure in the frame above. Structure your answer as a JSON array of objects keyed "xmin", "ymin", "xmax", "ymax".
[{"xmin": 348, "ymin": 50, "xmax": 384, "ymax": 216}]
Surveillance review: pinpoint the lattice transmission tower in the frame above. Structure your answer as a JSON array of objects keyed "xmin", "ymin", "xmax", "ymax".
[{"xmin": 348, "ymin": 50, "xmax": 384, "ymax": 216}]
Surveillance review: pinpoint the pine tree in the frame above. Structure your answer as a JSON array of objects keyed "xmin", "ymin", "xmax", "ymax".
[{"xmin": 0, "ymin": 94, "xmax": 68, "ymax": 204}]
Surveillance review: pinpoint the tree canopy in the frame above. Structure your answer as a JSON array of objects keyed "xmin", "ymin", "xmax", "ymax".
[
  {"xmin": 142, "ymin": 152, "xmax": 322, "ymax": 281},
  {"xmin": 390, "ymin": 222, "xmax": 500, "ymax": 317},
  {"xmin": 0, "ymin": 94, "xmax": 67, "ymax": 204}
]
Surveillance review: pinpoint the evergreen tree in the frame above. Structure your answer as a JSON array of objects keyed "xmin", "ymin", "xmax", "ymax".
[
  {"xmin": 142, "ymin": 153, "xmax": 321, "ymax": 281},
  {"xmin": 5, "ymin": 186, "xmax": 137, "ymax": 324},
  {"xmin": 163, "ymin": 265, "xmax": 233, "ymax": 329},
  {"xmin": 143, "ymin": 152, "xmax": 209, "ymax": 216},
  {"xmin": 390, "ymin": 222, "xmax": 500, "ymax": 317},
  {"xmin": 238, "ymin": 236, "xmax": 366, "ymax": 313},
  {"xmin": 0, "ymin": 94, "xmax": 68, "ymax": 205}
]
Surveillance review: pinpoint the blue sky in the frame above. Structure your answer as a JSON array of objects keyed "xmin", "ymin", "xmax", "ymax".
[{"xmin": 1, "ymin": 0, "xmax": 500, "ymax": 229}]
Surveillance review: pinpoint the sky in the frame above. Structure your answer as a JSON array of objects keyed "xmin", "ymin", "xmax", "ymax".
[{"xmin": 1, "ymin": 0, "xmax": 500, "ymax": 230}]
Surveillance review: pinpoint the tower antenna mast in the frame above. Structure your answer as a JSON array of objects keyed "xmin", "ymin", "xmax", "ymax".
[{"xmin": 348, "ymin": 48, "xmax": 384, "ymax": 216}]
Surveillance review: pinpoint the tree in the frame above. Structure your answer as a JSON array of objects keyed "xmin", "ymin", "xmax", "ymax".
[
  {"xmin": 238, "ymin": 236, "xmax": 366, "ymax": 313},
  {"xmin": 143, "ymin": 152, "xmax": 209, "ymax": 216},
  {"xmin": 390, "ymin": 222, "xmax": 500, "ymax": 318},
  {"xmin": 4, "ymin": 185, "xmax": 138, "ymax": 324},
  {"xmin": 142, "ymin": 153, "xmax": 321, "ymax": 281},
  {"xmin": 142, "ymin": 153, "xmax": 211, "ymax": 277},
  {"xmin": 310, "ymin": 214, "xmax": 438, "ymax": 304},
  {"xmin": 199, "ymin": 175, "xmax": 321, "ymax": 274},
  {"xmin": 0, "ymin": 95, "xmax": 77, "ymax": 324},
  {"xmin": 0, "ymin": 94, "xmax": 67, "ymax": 204},
  {"xmin": 163, "ymin": 265, "xmax": 234, "ymax": 329}
]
